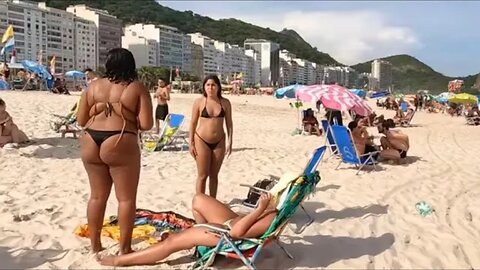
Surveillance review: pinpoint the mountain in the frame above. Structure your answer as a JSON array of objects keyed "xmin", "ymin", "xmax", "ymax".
[
  {"xmin": 37, "ymin": 0, "xmax": 339, "ymax": 65},
  {"xmin": 352, "ymin": 55, "xmax": 479, "ymax": 94}
]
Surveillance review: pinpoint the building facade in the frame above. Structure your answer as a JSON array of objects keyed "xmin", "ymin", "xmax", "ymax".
[
  {"xmin": 190, "ymin": 43, "xmax": 204, "ymax": 79},
  {"xmin": 67, "ymin": 4, "xmax": 122, "ymax": 68},
  {"xmin": 371, "ymin": 59, "xmax": 393, "ymax": 91},
  {"xmin": 244, "ymin": 39, "xmax": 280, "ymax": 86},
  {"xmin": 189, "ymin": 32, "xmax": 217, "ymax": 76}
]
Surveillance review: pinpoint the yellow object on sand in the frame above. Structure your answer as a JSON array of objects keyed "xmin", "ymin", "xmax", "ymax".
[
  {"xmin": 74, "ymin": 220, "xmax": 156, "ymax": 242},
  {"xmin": 268, "ymin": 171, "xmax": 301, "ymax": 209},
  {"xmin": 160, "ymin": 127, "xmax": 178, "ymax": 144}
]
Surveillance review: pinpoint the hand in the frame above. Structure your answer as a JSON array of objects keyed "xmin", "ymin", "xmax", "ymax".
[
  {"xmin": 225, "ymin": 142, "xmax": 232, "ymax": 158},
  {"xmin": 257, "ymin": 193, "xmax": 272, "ymax": 210},
  {"xmin": 189, "ymin": 143, "xmax": 197, "ymax": 159}
]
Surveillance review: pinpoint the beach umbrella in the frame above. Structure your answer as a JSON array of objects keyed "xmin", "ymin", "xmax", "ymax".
[
  {"xmin": 65, "ymin": 70, "xmax": 85, "ymax": 78},
  {"xmin": 369, "ymin": 90, "xmax": 390, "ymax": 99},
  {"xmin": 295, "ymin": 84, "xmax": 372, "ymax": 116},
  {"xmin": 273, "ymin": 84, "xmax": 301, "ymax": 99},
  {"xmin": 448, "ymin": 93, "xmax": 478, "ymax": 104},
  {"xmin": 21, "ymin": 60, "xmax": 52, "ymax": 80}
]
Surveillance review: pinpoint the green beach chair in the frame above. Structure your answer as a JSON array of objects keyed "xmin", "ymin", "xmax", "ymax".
[{"xmin": 191, "ymin": 171, "xmax": 321, "ymax": 270}]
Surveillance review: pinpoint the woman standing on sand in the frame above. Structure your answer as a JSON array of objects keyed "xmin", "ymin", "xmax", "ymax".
[
  {"xmin": 189, "ymin": 75, "xmax": 233, "ymax": 198},
  {"xmin": 76, "ymin": 48, "xmax": 153, "ymax": 254}
]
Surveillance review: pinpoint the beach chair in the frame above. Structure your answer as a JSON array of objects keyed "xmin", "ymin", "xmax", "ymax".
[
  {"xmin": 400, "ymin": 110, "xmax": 415, "ymax": 127},
  {"xmin": 240, "ymin": 146, "xmax": 326, "ymax": 232},
  {"xmin": 321, "ymin": 119, "xmax": 338, "ymax": 158},
  {"xmin": 330, "ymin": 125, "xmax": 379, "ymax": 175},
  {"xmin": 50, "ymin": 98, "xmax": 81, "ymax": 138},
  {"xmin": 158, "ymin": 113, "xmax": 188, "ymax": 151},
  {"xmin": 191, "ymin": 172, "xmax": 321, "ymax": 270},
  {"xmin": 400, "ymin": 102, "xmax": 408, "ymax": 113}
]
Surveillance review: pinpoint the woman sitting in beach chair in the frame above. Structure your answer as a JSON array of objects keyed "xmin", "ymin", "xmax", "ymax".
[
  {"xmin": 394, "ymin": 108, "xmax": 414, "ymax": 125},
  {"xmin": 97, "ymin": 193, "xmax": 277, "ymax": 266},
  {"xmin": 50, "ymin": 98, "xmax": 81, "ymax": 137},
  {"xmin": 302, "ymin": 108, "xmax": 322, "ymax": 136}
]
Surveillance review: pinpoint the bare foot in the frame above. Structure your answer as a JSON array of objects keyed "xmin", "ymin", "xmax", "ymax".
[
  {"xmin": 92, "ymin": 243, "xmax": 104, "ymax": 254},
  {"xmin": 96, "ymin": 254, "xmax": 118, "ymax": 266},
  {"xmin": 120, "ymin": 248, "xmax": 134, "ymax": 255}
]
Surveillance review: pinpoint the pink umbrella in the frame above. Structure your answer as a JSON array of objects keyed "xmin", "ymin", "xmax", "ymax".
[{"xmin": 296, "ymin": 84, "xmax": 372, "ymax": 116}]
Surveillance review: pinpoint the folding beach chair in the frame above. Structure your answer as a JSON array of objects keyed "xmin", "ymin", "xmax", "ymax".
[
  {"xmin": 400, "ymin": 110, "xmax": 415, "ymax": 127},
  {"xmin": 158, "ymin": 113, "xmax": 188, "ymax": 151},
  {"xmin": 50, "ymin": 98, "xmax": 82, "ymax": 138},
  {"xmin": 400, "ymin": 102, "xmax": 408, "ymax": 113},
  {"xmin": 321, "ymin": 119, "xmax": 338, "ymax": 158},
  {"xmin": 330, "ymin": 125, "xmax": 380, "ymax": 175},
  {"xmin": 191, "ymin": 172, "xmax": 321, "ymax": 270},
  {"xmin": 240, "ymin": 146, "xmax": 326, "ymax": 232}
]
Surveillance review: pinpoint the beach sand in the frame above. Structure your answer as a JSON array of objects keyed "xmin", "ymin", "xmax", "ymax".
[{"xmin": 1, "ymin": 91, "xmax": 480, "ymax": 269}]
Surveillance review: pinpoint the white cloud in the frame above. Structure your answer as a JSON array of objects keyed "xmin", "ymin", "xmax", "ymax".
[{"xmin": 209, "ymin": 10, "xmax": 421, "ymax": 65}]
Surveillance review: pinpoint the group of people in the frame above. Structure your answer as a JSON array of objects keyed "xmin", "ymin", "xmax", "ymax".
[{"xmin": 75, "ymin": 48, "xmax": 248, "ymax": 266}]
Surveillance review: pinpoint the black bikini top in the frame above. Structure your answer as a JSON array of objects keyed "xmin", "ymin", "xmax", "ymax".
[{"xmin": 201, "ymin": 98, "xmax": 225, "ymax": 118}]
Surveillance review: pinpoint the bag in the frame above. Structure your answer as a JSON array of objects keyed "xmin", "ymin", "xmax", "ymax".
[{"xmin": 242, "ymin": 177, "xmax": 276, "ymax": 208}]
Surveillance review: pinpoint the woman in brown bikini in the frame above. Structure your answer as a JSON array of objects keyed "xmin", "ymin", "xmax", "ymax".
[
  {"xmin": 76, "ymin": 48, "xmax": 153, "ymax": 254},
  {"xmin": 189, "ymin": 75, "xmax": 233, "ymax": 198},
  {"xmin": 98, "ymin": 193, "xmax": 276, "ymax": 266}
]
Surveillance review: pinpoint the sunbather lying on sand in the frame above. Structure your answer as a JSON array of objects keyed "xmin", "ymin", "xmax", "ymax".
[
  {"xmin": 378, "ymin": 119, "xmax": 410, "ymax": 163},
  {"xmin": 98, "ymin": 193, "xmax": 277, "ymax": 266},
  {"xmin": 0, "ymin": 98, "xmax": 29, "ymax": 147}
]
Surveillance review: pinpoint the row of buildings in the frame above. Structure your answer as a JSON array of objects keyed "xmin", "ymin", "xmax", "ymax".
[{"xmin": 0, "ymin": 0, "xmax": 394, "ymax": 90}]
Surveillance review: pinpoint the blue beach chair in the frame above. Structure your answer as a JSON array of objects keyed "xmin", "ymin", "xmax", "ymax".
[
  {"xmin": 330, "ymin": 125, "xmax": 379, "ymax": 175},
  {"xmin": 158, "ymin": 113, "xmax": 188, "ymax": 151},
  {"xmin": 321, "ymin": 119, "xmax": 338, "ymax": 157}
]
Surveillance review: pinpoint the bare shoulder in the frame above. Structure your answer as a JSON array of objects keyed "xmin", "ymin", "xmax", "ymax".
[
  {"xmin": 221, "ymin": 97, "xmax": 232, "ymax": 108},
  {"xmin": 128, "ymin": 80, "xmax": 148, "ymax": 94}
]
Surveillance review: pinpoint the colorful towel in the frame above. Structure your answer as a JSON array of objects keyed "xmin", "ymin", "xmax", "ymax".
[{"xmin": 74, "ymin": 209, "xmax": 195, "ymax": 245}]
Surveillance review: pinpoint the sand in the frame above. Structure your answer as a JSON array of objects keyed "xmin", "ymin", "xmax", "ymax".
[{"xmin": 1, "ymin": 90, "xmax": 480, "ymax": 269}]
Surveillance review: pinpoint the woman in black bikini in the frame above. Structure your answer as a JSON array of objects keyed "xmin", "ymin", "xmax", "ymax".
[
  {"xmin": 76, "ymin": 48, "xmax": 153, "ymax": 254},
  {"xmin": 189, "ymin": 75, "xmax": 233, "ymax": 198}
]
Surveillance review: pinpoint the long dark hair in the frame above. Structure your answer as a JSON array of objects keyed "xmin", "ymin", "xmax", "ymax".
[
  {"xmin": 104, "ymin": 48, "xmax": 137, "ymax": 84},
  {"xmin": 202, "ymin": 74, "xmax": 222, "ymax": 99}
]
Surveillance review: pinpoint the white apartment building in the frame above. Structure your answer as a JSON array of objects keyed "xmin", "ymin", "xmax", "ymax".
[
  {"xmin": 122, "ymin": 26, "xmax": 157, "ymax": 67},
  {"xmin": 189, "ymin": 32, "xmax": 217, "ymax": 76},
  {"xmin": 67, "ymin": 4, "xmax": 122, "ymax": 68},
  {"xmin": 214, "ymin": 40, "xmax": 231, "ymax": 80},
  {"xmin": 0, "ymin": 0, "xmax": 78, "ymax": 73},
  {"xmin": 244, "ymin": 39, "xmax": 280, "ymax": 86},
  {"xmin": 244, "ymin": 49, "xmax": 260, "ymax": 85},
  {"xmin": 73, "ymin": 17, "xmax": 97, "ymax": 71},
  {"xmin": 279, "ymin": 49, "xmax": 295, "ymax": 86},
  {"xmin": 371, "ymin": 59, "xmax": 392, "ymax": 90},
  {"xmin": 312, "ymin": 63, "xmax": 324, "ymax": 84},
  {"xmin": 293, "ymin": 58, "xmax": 307, "ymax": 85}
]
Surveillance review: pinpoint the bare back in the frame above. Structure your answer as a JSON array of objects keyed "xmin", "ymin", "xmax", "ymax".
[{"xmin": 77, "ymin": 78, "xmax": 153, "ymax": 132}]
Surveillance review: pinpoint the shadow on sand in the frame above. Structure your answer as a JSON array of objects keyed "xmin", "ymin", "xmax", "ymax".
[
  {"xmin": 0, "ymin": 246, "xmax": 68, "ymax": 269},
  {"xmin": 18, "ymin": 137, "xmax": 80, "ymax": 159}
]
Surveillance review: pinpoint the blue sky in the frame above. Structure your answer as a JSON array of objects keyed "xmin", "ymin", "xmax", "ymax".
[{"xmin": 160, "ymin": 1, "xmax": 480, "ymax": 77}]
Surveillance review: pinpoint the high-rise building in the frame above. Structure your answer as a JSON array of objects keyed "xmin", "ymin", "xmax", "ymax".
[
  {"xmin": 371, "ymin": 59, "xmax": 392, "ymax": 91},
  {"xmin": 122, "ymin": 26, "xmax": 157, "ymax": 67},
  {"xmin": 190, "ymin": 43, "xmax": 204, "ymax": 79},
  {"xmin": 73, "ymin": 17, "xmax": 97, "ymax": 71},
  {"xmin": 244, "ymin": 39, "xmax": 280, "ymax": 86},
  {"xmin": 189, "ymin": 33, "xmax": 217, "ymax": 76},
  {"xmin": 0, "ymin": 0, "xmax": 78, "ymax": 73},
  {"xmin": 182, "ymin": 34, "xmax": 192, "ymax": 74},
  {"xmin": 67, "ymin": 4, "xmax": 122, "ymax": 68},
  {"xmin": 244, "ymin": 49, "xmax": 260, "ymax": 85}
]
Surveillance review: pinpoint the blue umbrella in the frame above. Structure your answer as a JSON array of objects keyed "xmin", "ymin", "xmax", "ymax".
[
  {"xmin": 65, "ymin": 70, "xmax": 85, "ymax": 78},
  {"xmin": 274, "ymin": 84, "xmax": 302, "ymax": 99},
  {"xmin": 21, "ymin": 60, "xmax": 52, "ymax": 80},
  {"xmin": 435, "ymin": 96, "xmax": 448, "ymax": 104},
  {"xmin": 350, "ymin": 89, "xmax": 366, "ymax": 98}
]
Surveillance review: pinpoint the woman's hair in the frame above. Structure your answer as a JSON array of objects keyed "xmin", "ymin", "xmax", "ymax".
[
  {"xmin": 382, "ymin": 118, "xmax": 396, "ymax": 130},
  {"xmin": 0, "ymin": 98, "xmax": 5, "ymax": 106},
  {"xmin": 202, "ymin": 75, "xmax": 222, "ymax": 99},
  {"xmin": 104, "ymin": 48, "xmax": 137, "ymax": 84}
]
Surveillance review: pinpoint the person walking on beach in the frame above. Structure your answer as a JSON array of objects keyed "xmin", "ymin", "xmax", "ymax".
[
  {"xmin": 154, "ymin": 79, "xmax": 170, "ymax": 134},
  {"xmin": 189, "ymin": 75, "xmax": 233, "ymax": 198},
  {"xmin": 76, "ymin": 48, "xmax": 153, "ymax": 254}
]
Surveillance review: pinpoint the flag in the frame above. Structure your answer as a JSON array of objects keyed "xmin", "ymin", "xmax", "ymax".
[
  {"xmin": 237, "ymin": 72, "xmax": 243, "ymax": 79},
  {"xmin": 1, "ymin": 25, "xmax": 14, "ymax": 43},
  {"xmin": 0, "ymin": 37, "xmax": 14, "ymax": 55},
  {"xmin": 50, "ymin": 55, "xmax": 56, "ymax": 74}
]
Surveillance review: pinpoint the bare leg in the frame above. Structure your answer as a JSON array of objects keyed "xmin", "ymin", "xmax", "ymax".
[
  {"xmin": 0, "ymin": 135, "xmax": 12, "ymax": 147},
  {"xmin": 100, "ymin": 133, "xmax": 141, "ymax": 255},
  {"xmin": 208, "ymin": 138, "xmax": 225, "ymax": 198},
  {"xmin": 380, "ymin": 137, "xmax": 392, "ymax": 149},
  {"xmin": 10, "ymin": 124, "xmax": 29, "ymax": 143},
  {"xmin": 99, "ymin": 227, "xmax": 220, "ymax": 266},
  {"xmin": 192, "ymin": 194, "xmax": 238, "ymax": 224},
  {"xmin": 80, "ymin": 133, "xmax": 113, "ymax": 253},
  {"xmin": 194, "ymin": 134, "xmax": 211, "ymax": 195},
  {"xmin": 155, "ymin": 119, "xmax": 160, "ymax": 134},
  {"xmin": 379, "ymin": 149, "xmax": 401, "ymax": 163}
]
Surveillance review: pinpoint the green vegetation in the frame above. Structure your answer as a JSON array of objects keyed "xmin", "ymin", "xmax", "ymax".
[
  {"xmin": 352, "ymin": 54, "xmax": 479, "ymax": 94},
  {"xmin": 38, "ymin": 0, "xmax": 338, "ymax": 65}
]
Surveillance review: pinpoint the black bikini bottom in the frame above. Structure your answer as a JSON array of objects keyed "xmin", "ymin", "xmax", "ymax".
[
  {"xmin": 85, "ymin": 128, "xmax": 137, "ymax": 147},
  {"xmin": 195, "ymin": 131, "xmax": 224, "ymax": 150}
]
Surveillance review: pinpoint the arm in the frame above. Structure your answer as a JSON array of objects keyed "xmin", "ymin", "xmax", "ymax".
[
  {"xmin": 165, "ymin": 86, "xmax": 171, "ymax": 101},
  {"xmin": 153, "ymin": 87, "xmax": 160, "ymax": 98},
  {"xmin": 76, "ymin": 90, "xmax": 90, "ymax": 127},
  {"xmin": 137, "ymin": 83, "xmax": 154, "ymax": 131},
  {"xmin": 229, "ymin": 194, "xmax": 272, "ymax": 238},
  {"xmin": 225, "ymin": 99, "xmax": 233, "ymax": 148},
  {"xmin": 0, "ymin": 113, "xmax": 12, "ymax": 124},
  {"xmin": 189, "ymin": 99, "xmax": 200, "ymax": 144}
]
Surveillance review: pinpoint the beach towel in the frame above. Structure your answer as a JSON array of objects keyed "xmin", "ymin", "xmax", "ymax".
[{"xmin": 74, "ymin": 209, "xmax": 195, "ymax": 245}]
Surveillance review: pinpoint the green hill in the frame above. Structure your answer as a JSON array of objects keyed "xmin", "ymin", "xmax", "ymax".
[
  {"xmin": 38, "ymin": 0, "xmax": 339, "ymax": 66},
  {"xmin": 352, "ymin": 54, "xmax": 478, "ymax": 94}
]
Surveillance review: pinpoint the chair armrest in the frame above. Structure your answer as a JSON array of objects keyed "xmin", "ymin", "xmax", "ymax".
[
  {"xmin": 194, "ymin": 223, "xmax": 230, "ymax": 233},
  {"xmin": 359, "ymin": 151, "xmax": 380, "ymax": 157},
  {"xmin": 239, "ymin": 184, "xmax": 269, "ymax": 194}
]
